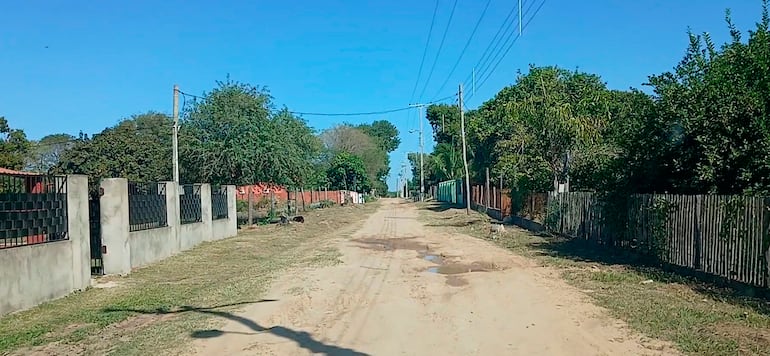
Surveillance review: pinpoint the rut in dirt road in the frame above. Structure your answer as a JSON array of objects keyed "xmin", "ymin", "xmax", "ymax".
[{"xmin": 191, "ymin": 199, "xmax": 675, "ymax": 355}]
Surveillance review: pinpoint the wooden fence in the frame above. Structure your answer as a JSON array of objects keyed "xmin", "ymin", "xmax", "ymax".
[{"xmin": 545, "ymin": 193, "xmax": 770, "ymax": 288}]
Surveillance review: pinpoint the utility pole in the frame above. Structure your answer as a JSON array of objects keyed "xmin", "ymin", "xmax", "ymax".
[
  {"xmin": 409, "ymin": 103, "xmax": 428, "ymax": 201},
  {"xmin": 459, "ymin": 84, "xmax": 471, "ymax": 215},
  {"xmin": 172, "ymin": 84, "xmax": 180, "ymax": 184}
]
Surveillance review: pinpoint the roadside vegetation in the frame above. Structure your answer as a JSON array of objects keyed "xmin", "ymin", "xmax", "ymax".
[
  {"xmin": 419, "ymin": 203, "xmax": 770, "ymax": 356},
  {"xmin": 0, "ymin": 202, "xmax": 378, "ymax": 355}
]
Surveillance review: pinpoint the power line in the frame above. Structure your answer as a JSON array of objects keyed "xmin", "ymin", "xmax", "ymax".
[
  {"xmin": 459, "ymin": 1, "xmax": 523, "ymax": 91},
  {"xmin": 409, "ymin": 0, "xmax": 440, "ymax": 103},
  {"xmin": 430, "ymin": 0, "xmax": 493, "ymax": 101},
  {"xmin": 466, "ymin": 0, "xmax": 532, "ymax": 91},
  {"xmin": 290, "ymin": 94, "xmax": 457, "ymax": 117},
  {"xmin": 468, "ymin": 1, "xmax": 542, "ymax": 87},
  {"xmin": 417, "ymin": 0, "xmax": 459, "ymax": 101},
  {"xmin": 180, "ymin": 88, "xmax": 460, "ymax": 118},
  {"xmin": 469, "ymin": 0, "xmax": 546, "ymax": 102}
]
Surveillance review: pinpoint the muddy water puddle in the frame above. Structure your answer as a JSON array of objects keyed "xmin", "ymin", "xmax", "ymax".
[{"xmin": 426, "ymin": 261, "xmax": 499, "ymax": 275}]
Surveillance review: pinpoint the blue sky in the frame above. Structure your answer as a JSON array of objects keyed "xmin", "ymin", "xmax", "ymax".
[{"xmin": 0, "ymin": 0, "xmax": 760, "ymax": 190}]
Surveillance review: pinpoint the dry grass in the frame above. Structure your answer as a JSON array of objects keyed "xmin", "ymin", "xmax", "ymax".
[
  {"xmin": 0, "ymin": 202, "xmax": 378, "ymax": 355},
  {"xmin": 420, "ymin": 202, "xmax": 770, "ymax": 356}
]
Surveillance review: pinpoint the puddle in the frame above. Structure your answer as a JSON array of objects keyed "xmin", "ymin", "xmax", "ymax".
[
  {"xmin": 426, "ymin": 261, "xmax": 498, "ymax": 275},
  {"xmin": 423, "ymin": 254, "xmax": 442, "ymax": 263}
]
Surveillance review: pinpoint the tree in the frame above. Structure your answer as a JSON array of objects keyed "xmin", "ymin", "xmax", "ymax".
[
  {"xmin": 320, "ymin": 125, "xmax": 388, "ymax": 193},
  {"xmin": 0, "ymin": 117, "xmax": 31, "ymax": 170},
  {"xmin": 54, "ymin": 113, "xmax": 172, "ymax": 182},
  {"xmin": 326, "ymin": 152, "xmax": 370, "ymax": 192},
  {"xmin": 180, "ymin": 78, "xmax": 320, "ymax": 186},
  {"xmin": 426, "ymin": 104, "xmax": 461, "ymax": 146},
  {"xmin": 25, "ymin": 134, "xmax": 75, "ymax": 173},
  {"xmin": 357, "ymin": 120, "xmax": 400, "ymax": 153}
]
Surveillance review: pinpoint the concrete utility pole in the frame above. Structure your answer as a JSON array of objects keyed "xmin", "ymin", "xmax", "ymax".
[
  {"xmin": 409, "ymin": 103, "xmax": 428, "ymax": 201},
  {"xmin": 172, "ymin": 85, "xmax": 180, "ymax": 184},
  {"xmin": 459, "ymin": 84, "xmax": 471, "ymax": 215}
]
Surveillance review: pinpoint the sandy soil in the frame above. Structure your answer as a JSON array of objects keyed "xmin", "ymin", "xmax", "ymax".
[{"xmin": 191, "ymin": 199, "xmax": 675, "ymax": 356}]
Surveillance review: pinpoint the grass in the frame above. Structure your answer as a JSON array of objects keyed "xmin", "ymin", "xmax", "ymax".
[
  {"xmin": 0, "ymin": 202, "xmax": 378, "ymax": 355},
  {"xmin": 419, "ymin": 202, "xmax": 770, "ymax": 356}
]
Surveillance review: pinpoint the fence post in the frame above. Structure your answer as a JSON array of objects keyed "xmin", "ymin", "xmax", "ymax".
[
  {"xmin": 247, "ymin": 187, "xmax": 254, "ymax": 226},
  {"xmin": 485, "ymin": 168, "xmax": 490, "ymax": 211},
  {"xmin": 166, "ymin": 181, "xmax": 181, "ymax": 253},
  {"xmin": 301, "ymin": 187, "xmax": 306, "ymax": 212},
  {"xmin": 100, "ymin": 178, "xmax": 131, "ymax": 275},
  {"xmin": 694, "ymin": 195, "xmax": 702, "ymax": 271},
  {"xmin": 66, "ymin": 175, "xmax": 90, "ymax": 290}
]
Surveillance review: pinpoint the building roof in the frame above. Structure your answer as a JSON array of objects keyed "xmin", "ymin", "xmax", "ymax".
[{"xmin": 0, "ymin": 167, "xmax": 41, "ymax": 176}]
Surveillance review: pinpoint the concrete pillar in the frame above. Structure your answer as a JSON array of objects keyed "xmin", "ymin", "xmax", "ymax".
[
  {"xmin": 200, "ymin": 184, "xmax": 213, "ymax": 241},
  {"xmin": 165, "ymin": 181, "xmax": 180, "ymax": 253},
  {"xmin": 66, "ymin": 175, "xmax": 90, "ymax": 290},
  {"xmin": 100, "ymin": 178, "xmax": 130, "ymax": 275},
  {"xmin": 227, "ymin": 185, "xmax": 237, "ymax": 237}
]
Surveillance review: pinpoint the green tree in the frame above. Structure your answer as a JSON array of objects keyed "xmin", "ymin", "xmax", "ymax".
[
  {"xmin": 0, "ymin": 117, "xmax": 31, "ymax": 170},
  {"xmin": 326, "ymin": 152, "xmax": 370, "ymax": 191},
  {"xmin": 357, "ymin": 120, "xmax": 400, "ymax": 153},
  {"xmin": 180, "ymin": 79, "xmax": 320, "ymax": 186},
  {"xmin": 321, "ymin": 124, "xmax": 388, "ymax": 193},
  {"xmin": 646, "ymin": 4, "xmax": 770, "ymax": 194},
  {"xmin": 54, "ymin": 113, "xmax": 172, "ymax": 182}
]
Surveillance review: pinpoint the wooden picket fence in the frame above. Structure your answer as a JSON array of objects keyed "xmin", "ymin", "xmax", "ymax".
[{"xmin": 547, "ymin": 193, "xmax": 769, "ymax": 288}]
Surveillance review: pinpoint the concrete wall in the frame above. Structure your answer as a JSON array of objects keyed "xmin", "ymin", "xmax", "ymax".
[
  {"xmin": 0, "ymin": 175, "xmax": 90, "ymax": 316},
  {"xmin": 101, "ymin": 181, "xmax": 237, "ymax": 275}
]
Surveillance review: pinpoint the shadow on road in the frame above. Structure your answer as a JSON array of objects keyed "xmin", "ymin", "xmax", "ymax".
[{"xmin": 102, "ymin": 299, "xmax": 370, "ymax": 356}]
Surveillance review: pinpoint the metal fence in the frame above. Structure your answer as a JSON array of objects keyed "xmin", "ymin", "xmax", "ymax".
[
  {"xmin": 180, "ymin": 184, "xmax": 202, "ymax": 224},
  {"xmin": 211, "ymin": 186, "xmax": 228, "ymax": 220},
  {"xmin": 128, "ymin": 182, "xmax": 168, "ymax": 232},
  {"xmin": 0, "ymin": 174, "xmax": 68, "ymax": 248}
]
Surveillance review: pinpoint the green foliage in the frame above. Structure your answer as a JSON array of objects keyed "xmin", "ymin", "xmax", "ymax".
[
  {"xmin": 357, "ymin": 120, "xmax": 400, "ymax": 153},
  {"xmin": 321, "ymin": 124, "xmax": 388, "ymax": 193},
  {"xmin": 0, "ymin": 117, "xmax": 31, "ymax": 170},
  {"xmin": 180, "ymin": 79, "xmax": 320, "ymax": 186},
  {"xmin": 423, "ymin": 1, "xmax": 770, "ymax": 200},
  {"xmin": 326, "ymin": 152, "xmax": 370, "ymax": 191},
  {"xmin": 54, "ymin": 112, "xmax": 172, "ymax": 182}
]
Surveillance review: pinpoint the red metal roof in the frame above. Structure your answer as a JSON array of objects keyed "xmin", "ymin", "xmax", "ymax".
[{"xmin": 0, "ymin": 167, "xmax": 41, "ymax": 176}]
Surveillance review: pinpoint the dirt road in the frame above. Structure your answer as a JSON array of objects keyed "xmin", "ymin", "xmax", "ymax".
[{"xmin": 191, "ymin": 199, "xmax": 672, "ymax": 355}]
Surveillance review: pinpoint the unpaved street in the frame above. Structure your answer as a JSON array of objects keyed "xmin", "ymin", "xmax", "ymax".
[{"xmin": 192, "ymin": 199, "xmax": 671, "ymax": 355}]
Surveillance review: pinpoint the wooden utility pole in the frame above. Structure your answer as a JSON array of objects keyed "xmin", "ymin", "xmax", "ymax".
[
  {"xmin": 459, "ymin": 84, "xmax": 471, "ymax": 215},
  {"xmin": 172, "ymin": 85, "xmax": 180, "ymax": 184},
  {"xmin": 247, "ymin": 188, "xmax": 254, "ymax": 225}
]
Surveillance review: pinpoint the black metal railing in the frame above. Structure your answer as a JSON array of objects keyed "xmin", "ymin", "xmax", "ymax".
[
  {"xmin": 128, "ymin": 182, "xmax": 168, "ymax": 232},
  {"xmin": 0, "ymin": 173, "xmax": 68, "ymax": 249},
  {"xmin": 180, "ymin": 184, "xmax": 202, "ymax": 224},
  {"xmin": 211, "ymin": 186, "xmax": 228, "ymax": 220}
]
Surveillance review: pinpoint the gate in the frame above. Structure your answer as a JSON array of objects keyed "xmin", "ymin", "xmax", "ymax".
[{"xmin": 89, "ymin": 190, "xmax": 104, "ymax": 275}]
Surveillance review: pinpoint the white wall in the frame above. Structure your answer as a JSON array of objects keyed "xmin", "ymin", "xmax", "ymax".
[
  {"xmin": 101, "ymin": 181, "xmax": 237, "ymax": 275},
  {"xmin": 0, "ymin": 175, "xmax": 90, "ymax": 316}
]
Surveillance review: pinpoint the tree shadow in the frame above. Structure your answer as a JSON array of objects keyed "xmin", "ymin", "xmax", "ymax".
[
  {"xmin": 525, "ymin": 234, "xmax": 770, "ymax": 316},
  {"xmin": 418, "ymin": 202, "xmax": 459, "ymax": 212},
  {"xmin": 102, "ymin": 300, "xmax": 370, "ymax": 356}
]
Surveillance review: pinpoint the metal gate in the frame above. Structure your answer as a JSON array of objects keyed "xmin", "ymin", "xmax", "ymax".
[{"xmin": 89, "ymin": 191, "xmax": 104, "ymax": 275}]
